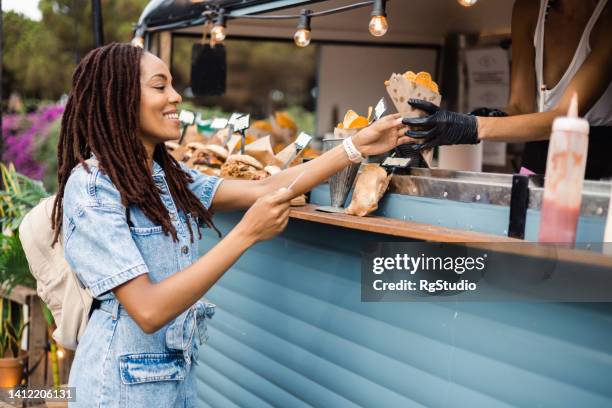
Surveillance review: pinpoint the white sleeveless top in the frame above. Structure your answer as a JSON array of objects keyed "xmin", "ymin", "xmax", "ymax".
[{"xmin": 534, "ymin": 0, "xmax": 612, "ymax": 126}]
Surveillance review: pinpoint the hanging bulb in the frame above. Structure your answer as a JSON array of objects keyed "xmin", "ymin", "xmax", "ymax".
[
  {"xmin": 369, "ymin": 0, "xmax": 388, "ymax": 37},
  {"xmin": 458, "ymin": 0, "xmax": 478, "ymax": 7},
  {"xmin": 211, "ymin": 25, "xmax": 226, "ymax": 42},
  {"xmin": 294, "ymin": 28, "xmax": 311, "ymax": 47},
  {"xmin": 369, "ymin": 15, "xmax": 388, "ymax": 37},
  {"xmin": 211, "ymin": 9, "xmax": 227, "ymax": 43},
  {"xmin": 294, "ymin": 10, "xmax": 312, "ymax": 47},
  {"xmin": 131, "ymin": 36, "xmax": 144, "ymax": 48}
]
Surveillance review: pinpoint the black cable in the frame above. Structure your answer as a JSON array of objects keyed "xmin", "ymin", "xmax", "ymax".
[
  {"xmin": 140, "ymin": 0, "xmax": 379, "ymax": 33},
  {"xmin": 226, "ymin": 1, "xmax": 375, "ymax": 20}
]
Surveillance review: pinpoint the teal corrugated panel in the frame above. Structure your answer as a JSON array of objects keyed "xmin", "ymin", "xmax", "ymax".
[{"xmin": 193, "ymin": 208, "xmax": 612, "ymax": 408}]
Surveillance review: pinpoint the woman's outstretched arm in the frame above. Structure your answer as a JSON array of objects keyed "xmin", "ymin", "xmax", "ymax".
[
  {"xmin": 113, "ymin": 187, "xmax": 292, "ymax": 333},
  {"xmin": 211, "ymin": 114, "xmax": 408, "ymax": 212}
]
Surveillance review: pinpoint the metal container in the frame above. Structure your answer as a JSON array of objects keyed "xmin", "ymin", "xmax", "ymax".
[{"xmin": 320, "ymin": 138, "xmax": 360, "ymax": 210}]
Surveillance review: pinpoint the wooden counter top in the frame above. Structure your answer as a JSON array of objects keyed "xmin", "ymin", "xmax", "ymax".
[
  {"xmin": 289, "ymin": 204, "xmax": 519, "ymax": 243},
  {"xmin": 289, "ymin": 204, "xmax": 612, "ymax": 269}
]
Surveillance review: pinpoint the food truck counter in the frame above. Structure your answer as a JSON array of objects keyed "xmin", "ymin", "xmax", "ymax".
[{"xmin": 193, "ymin": 172, "xmax": 612, "ymax": 408}]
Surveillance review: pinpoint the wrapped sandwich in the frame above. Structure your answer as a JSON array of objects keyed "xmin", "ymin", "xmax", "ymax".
[
  {"xmin": 385, "ymin": 71, "xmax": 441, "ymax": 166},
  {"xmin": 345, "ymin": 164, "xmax": 392, "ymax": 217}
]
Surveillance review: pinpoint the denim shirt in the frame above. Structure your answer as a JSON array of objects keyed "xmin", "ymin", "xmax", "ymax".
[{"xmin": 64, "ymin": 155, "xmax": 222, "ymax": 407}]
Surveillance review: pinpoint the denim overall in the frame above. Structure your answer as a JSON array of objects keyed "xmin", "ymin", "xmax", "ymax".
[{"xmin": 63, "ymin": 155, "xmax": 222, "ymax": 407}]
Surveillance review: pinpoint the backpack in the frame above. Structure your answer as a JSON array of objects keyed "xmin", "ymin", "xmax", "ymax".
[{"xmin": 18, "ymin": 195, "xmax": 93, "ymax": 350}]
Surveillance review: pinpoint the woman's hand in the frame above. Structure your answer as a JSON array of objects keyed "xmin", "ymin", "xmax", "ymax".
[
  {"xmin": 352, "ymin": 113, "xmax": 411, "ymax": 157},
  {"xmin": 235, "ymin": 187, "xmax": 293, "ymax": 245}
]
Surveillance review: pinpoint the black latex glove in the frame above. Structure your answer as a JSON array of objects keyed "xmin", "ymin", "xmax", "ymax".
[
  {"xmin": 469, "ymin": 107, "xmax": 508, "ymax": 117},
  {"xmin": 401, "ymin": 99, "xmax": 479, "ymax": 151}
]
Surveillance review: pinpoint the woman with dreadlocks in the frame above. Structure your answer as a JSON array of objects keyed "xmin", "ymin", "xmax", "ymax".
[{"xmin": 54, "ymin": 42, "xmax": 408, "ymax": 407}]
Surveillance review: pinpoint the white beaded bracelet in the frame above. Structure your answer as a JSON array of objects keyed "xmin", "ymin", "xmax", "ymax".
[{"xmin": 342, "ymin": 137, "xmax": 365, "ymax": 163}]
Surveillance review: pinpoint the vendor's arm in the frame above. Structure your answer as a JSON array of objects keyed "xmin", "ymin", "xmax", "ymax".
[
  {"xmin": 210, "ymin": 114, "xmax": 409, "ymax": 212},
  {"xmin": 478, "ymin": 1, "xmax": 612, "ymax": 142},
  {"xmin": 404, "ymin": 1, "xmax": 611, "ymax": 148}
]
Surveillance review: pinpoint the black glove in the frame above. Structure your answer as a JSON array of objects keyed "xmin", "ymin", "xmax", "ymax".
[
  {"xmin": 469, "ymin": 107, "xmax": 508, "ymax": 117},
  {"xmin": 401, "ymin": 99, "xmax": 479, "ymax": 151}
]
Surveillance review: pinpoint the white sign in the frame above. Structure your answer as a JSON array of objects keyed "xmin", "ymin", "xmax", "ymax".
[{"xmin": 465, "ymin": 47, "xmax": 510, "ymax": 167}]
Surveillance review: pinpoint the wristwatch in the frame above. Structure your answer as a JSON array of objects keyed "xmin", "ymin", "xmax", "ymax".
[{"xmin": 343, "ymin": 137, "xmax": 365, "ymax": 163}]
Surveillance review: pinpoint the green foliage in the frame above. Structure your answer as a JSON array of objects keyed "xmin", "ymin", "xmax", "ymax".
[
  {"xmin": 3, "ymin": 0, "xmax": 149, "ymax": 100},
  {"xmin": 0, "ymin": 298, "xmax": 28, "ymax": 358},
  {"xmin": 0, "ymin": 163, "xmax": 48, "ymax": 293},
  {"xmin": 0, "ymin": 164, "xmax": 49, "ymax": 358}
]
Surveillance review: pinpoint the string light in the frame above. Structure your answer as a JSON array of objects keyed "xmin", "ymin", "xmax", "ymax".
[
  {"xmin": 294, "ymin": 10, "xmax": 312, "ymax": 48},
  {"xmin": 136, "ymin": 1, "xmax": 394, "ymax": 48},
  {"xmin": 211, "ymin": 9, "xmax": 227, "ymax": 42},
  {"xmin": 457, "ymin": 0, "xmax": 478, "ymax": 7},
  {"xmin": 369, "ymin": 0, "xmax": 388, "ymax": 37},
  {"xmin": 130, "ymin": 35, "xmax": 144, "ymax": 48}
]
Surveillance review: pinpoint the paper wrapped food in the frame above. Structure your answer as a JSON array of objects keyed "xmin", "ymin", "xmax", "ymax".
[
  {"xmin": 385, "ymin": 71, "xmax": 441, "ymax": 166},
  {"xmin": 271, "ymin": 112, "xmax": 298, "ymax": 147},
  {"xmin": 245, "ymin": 136, "xmax": 284, "ymax": 168},
  {"xmin": 335, "ymin": 109, "xmax": 371, "ymax": 139},
  {"xmin": 345, "ymin": 164, "xmax": 392, "ymax": 217}
]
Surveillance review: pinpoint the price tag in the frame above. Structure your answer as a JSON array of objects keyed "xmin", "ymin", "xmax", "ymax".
[
  {"xmin": 178, "ymin": 110, "xmax": 196, "ymax": 125},
  {"xmin": 210, "ymin": 118, "xmax": 228, "ymax": 129},
  {"xmin": 228, "ymin": 113, "xmax": 242, "ymax": 126},
  {"xmin": 374, "ymin": 97, "xmax": 387, "ymax": 121},
  {"xmin": 233, "ymin": 114, "xmax": 251, "ymax": 132}
]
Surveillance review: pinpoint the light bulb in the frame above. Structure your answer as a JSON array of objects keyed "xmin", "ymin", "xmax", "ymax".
[
  {"xmin": 294, "ymin": 29, "xmax": 311, "ymax": 47},
  {"xmin": 131, "ymin": 36, "xmax": 144, "ymax": 48},
  {"xmin": 369, "ymin": 15, "xmax": 388, "ymax": 37},
  {"xmin": 57, "ymin": 349, "xmax": 65, "ymax": 359},
  {"xmin": 211, "ymin": 25, "xmax": 226, "ymax": 42},
  {"xmin": 458, "ymin": 0, "xmax": 478, "ymax": 7}
]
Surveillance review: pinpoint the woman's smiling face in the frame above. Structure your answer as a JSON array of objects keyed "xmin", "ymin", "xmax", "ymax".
[{"xmin": 138, "ymin": 52, "xmax": 183, "ymax": 146}]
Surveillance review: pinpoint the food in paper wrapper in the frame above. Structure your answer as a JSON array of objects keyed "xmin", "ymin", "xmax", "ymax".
[
  {"xmin": 345, "ymin": 164, "xmax": 392, "ymax": 217},
  {"xmin": 385, "ymin": 70, "xmax": 441, "ymax": 165},
  {"xmin": 245, "ymin": 136, "xmax": 284, "ymax": 168},
  {"xmin": 247, "ymin": 120, "xmax": 274, "ymax": 139},
  {"xmin": 335, "ymin": 108, "xmax": 372, "ymax": 139},
  {"xmin": 271, "ymin": 112, "xmax": 298, "ymax": 146}
]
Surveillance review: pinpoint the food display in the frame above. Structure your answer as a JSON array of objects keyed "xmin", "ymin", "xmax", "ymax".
[
  {"xmin": 345, "ymin": 164, "xmax": 392, "ymax": 217},
  {"xmin": 165, "ymin": 111, "xmax": 319, "ymax": 206}
]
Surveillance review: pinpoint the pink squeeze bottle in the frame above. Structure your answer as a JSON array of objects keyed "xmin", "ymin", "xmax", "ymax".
[{"xmin": 538, "ymin": 93, "xmax": 589, "ymax": 245}]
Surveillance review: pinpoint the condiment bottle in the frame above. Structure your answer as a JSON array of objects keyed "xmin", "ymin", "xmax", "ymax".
[
  {"xmin": 538, "ymin": 93, "xmax": 589, "ymax": 244},
  {"xmin": 604, "ymin": 183, "xmax": 612, "ymax": 252}
]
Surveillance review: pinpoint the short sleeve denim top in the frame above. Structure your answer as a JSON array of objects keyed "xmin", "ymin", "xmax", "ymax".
[{"xmin": 63, "ymin": 155, "xmax": 222, "ymax": 407}]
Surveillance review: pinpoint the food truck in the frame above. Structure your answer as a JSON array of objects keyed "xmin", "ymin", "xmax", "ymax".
[{"xmin": 134, "ymin": 1, "xmax": 612, "ymax": 406}]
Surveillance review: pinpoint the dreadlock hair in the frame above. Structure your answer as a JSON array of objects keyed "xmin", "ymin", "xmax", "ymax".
[{"xmin": 51, "ymin": 42, "xmax": 220, "ymax": 246}]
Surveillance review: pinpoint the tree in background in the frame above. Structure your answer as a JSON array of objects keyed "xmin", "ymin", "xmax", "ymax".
[{"xmin": 2, "ymin": 0, "xmax": 148, "ymax": 101}]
